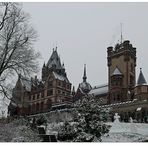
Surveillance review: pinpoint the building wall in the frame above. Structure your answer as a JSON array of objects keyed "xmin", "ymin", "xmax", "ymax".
[{"xmin": 107, "ymin": 41, "xmax": 136, "ymax": 104}]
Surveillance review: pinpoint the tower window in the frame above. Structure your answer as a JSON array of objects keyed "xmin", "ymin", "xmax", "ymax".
[
  {"xmin": 62, "ymin": 82, "xmax": 66, "ymax": 88},
  {"xmin": 67, "ymin": 84, "xmax": 69, "ymax": 89},
  {"xmin": 58, "ymin": 81, "xmax": 61, "ymax": 86},
  {"xmin": 48, "ymin": 81, "xmax": 53, "ymax": 88}
]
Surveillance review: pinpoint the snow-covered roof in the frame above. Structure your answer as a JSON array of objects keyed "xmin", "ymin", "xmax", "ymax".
[
  {"xmin": 89, "ymin": 84, "xmax": 108, "ymax": 96},
  {"xmin": 136, "ymin": 107, "xmax": 142, "ymax": 111},
  {"xmin": 20, "ymin": 77, "xmax": 31, "ymax": 91},
  {"xmin": 53, "ymin": 71, "xmax": 69, "ymax": 82},
  {"xmin": 46, "ymin": 49, "xmax": 62, "ymax": 69},
  {"xmin": 111, "ymin": 67, "xmax": 122, "ymax": 76},
  {"xmin": 137, "ymin": 69, "xmax": 147, "ymax": 85},
  {"xmin": 99, "ymin": 100, "xmax": 143, "ymax": 109},
  {"xmin": 79, "ymin": 81, "xmax": 92, "ymax": 93}
]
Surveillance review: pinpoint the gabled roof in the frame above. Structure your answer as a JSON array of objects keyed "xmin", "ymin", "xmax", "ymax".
[
  {"xmin": 137, "ymin": 68, "xmax": 147, "ymax": 85},
  {"xmin": 53, "ymin": 71, "xmax": 69, "ymax": 83},
  {"xmin": 46, "ymin": 48, "xmax": 62, "ymax": 69},
  {"xmin": 19, "ymin": 76, "xmax": 31, "ymax": 91},
  {"xmin": 111, "ymin": 67, "xmax": 122, "ymax": 76}
]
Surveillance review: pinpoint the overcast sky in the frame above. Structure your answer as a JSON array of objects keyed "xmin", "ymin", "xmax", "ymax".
[{"xmin": 23, "ymin": 2, "xmax": 148, "ymax": 89}]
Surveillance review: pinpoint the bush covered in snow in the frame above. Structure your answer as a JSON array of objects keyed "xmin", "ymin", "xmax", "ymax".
[
  {"xmin": 58, "ymin": 95, "xmax": 110, "ymax": 142},
  {"xmin": 0, "ymin": 117, "xmax": 41, "ymax": 142},
  {"xmin": 36, "ymin": 115, "xmax": 47, "ymax": 126}
]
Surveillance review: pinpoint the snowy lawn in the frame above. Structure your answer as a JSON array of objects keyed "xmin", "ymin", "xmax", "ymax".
[
  {"xmin": 46, "ymin": 122, "xmax": 148, "ymax": 142},
  {"xmin": 0, "ymin": 118, "xmax": 41, "ymax": 142},
  {"xmin": 102, "ymin": 122, "xmax": 148, "ymax": 142}
]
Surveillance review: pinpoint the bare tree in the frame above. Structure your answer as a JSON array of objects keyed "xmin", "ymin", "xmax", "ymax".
[{"xmin": 0, "ymin": 3, "xmax": 40, "ymax": 99}]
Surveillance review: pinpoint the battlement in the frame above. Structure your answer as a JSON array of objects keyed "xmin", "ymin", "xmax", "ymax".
[{"xmin": 107, "ymin": 40, "xmax": 136, "ymax": 57}]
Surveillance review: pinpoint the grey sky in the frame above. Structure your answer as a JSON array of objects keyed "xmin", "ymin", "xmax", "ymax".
[{"xmin": 23, "ymin": 2, "xmax": 148, "ymax": 89}]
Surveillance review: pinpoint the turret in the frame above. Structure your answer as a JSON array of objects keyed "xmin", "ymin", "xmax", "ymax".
[
  {"xmin": 83, "ymin": 64, "xmax": 87, "ymax": 82},
  {"xmin": 134, "ymin": 68, "xmax": 148, "ymax": 101},
  {"xmin": 107, "ymin": 40, "xmax": 137, "ymax": 103}
]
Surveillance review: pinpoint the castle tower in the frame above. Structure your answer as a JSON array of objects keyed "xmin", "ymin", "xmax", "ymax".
[
  {"xmin": 42, "ymin": 47, "xmax": 66, "ymax": 81},
  {"xmin": 134, "ymin": 68, "xmax": 148, "ymax": 101},
  {"xmin": 78, "ymin": 64, "xmax": 92, "ymax": 94},
  {"xmin": 107, "ymin": 40, "xmax": 136, "ymax": 103}
]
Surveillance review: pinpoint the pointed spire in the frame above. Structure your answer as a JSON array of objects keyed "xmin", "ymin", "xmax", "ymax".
[
  {"xmin": 55, "ymin": 46, "xmax": 57, "ymax": 51},
  {"xmin": 47, "ymin": 47, "xmax": 62, "ymax": 69},
  {"xmin": 62, "ymin": 62, "xmax": 65, "ymax": 69},
  {"xmin": 137, "ymin": 68, "xmax": 147, "ymax": 85},
  {"xmin": 120, "ymin": 23, "xmax": 123, "ymax": 44},
  {"xmin": 18, "ymin": 73, "xmax": 21, "ymax": 79},
  {"xmin": 72, "ymin": 86, "xmax": 75, "ymax": 94},
  {"xmin": 43, "ymin": 62, "xmax": 45, "ymax": 67},
  {"xmin": 83, "ymin": 64, "xmax": 87, "ymax": 82}
]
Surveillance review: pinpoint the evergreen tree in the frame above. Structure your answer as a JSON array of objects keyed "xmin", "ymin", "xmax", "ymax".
[{"xmin": 58, "ymin": 95, "xmax": 110, "ymax": 142}]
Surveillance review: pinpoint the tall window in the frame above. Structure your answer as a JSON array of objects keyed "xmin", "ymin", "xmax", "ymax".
[
  {"xmin": 41, "ymin": 91, "xmax": 44, "ymax": 98},
  {"xmin": 48, "ymin": 81, "xmax": 53, "ymax": 88},
  {"xmin": 58, "ymin": 81, "xmax": 61, "ymax": 86},
  {"xmin": 33, "ymin": 94, "xmax": 35, "ymax": 100},
  {"xmin": 36, "ymin": 103, "xmax": 39, "ymax": 111},
  {"xmin": 62, "ymin": 82, "xmax": 66, "ymax": 88},
  {"xmin": 41, "ymin": 102, "xmax": 44, "ymax": 111}
]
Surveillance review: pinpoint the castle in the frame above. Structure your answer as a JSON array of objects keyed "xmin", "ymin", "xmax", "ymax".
[
  {"xmin": 9, "ymin": 47, "xmax": 72, "ymax": 115},
  {"xmin": 9, "ymin": 39, "xmax": 148, "ymax": 122}
]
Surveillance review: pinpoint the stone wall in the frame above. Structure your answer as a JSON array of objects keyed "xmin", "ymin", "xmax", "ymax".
[{"xmin": 28, "ymin": 109, "xmax": 73, "ymax": 123}]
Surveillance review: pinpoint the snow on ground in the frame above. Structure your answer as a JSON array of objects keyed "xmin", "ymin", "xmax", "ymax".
[
  {"xmin": 0, "ymin": 98, "xmax": 10, "ymax": 118},
  {"xmin": 0, "ymin": 118, "xmax": 41, "ymax": 142},
  {"xmin": 46, "ymin": 122, "xmax": 148, "ymax": 142},
  {"xmin": 102, "ymin": 122, "xmax": 148, "ymax": 142}
]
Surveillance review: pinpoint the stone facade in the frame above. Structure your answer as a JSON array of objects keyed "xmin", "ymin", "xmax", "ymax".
[
  {"xmin": 9, "ymin": 39, "xmax": 148, "ymax": 122},
  {"xmin": 87, "ymin": 40, "xmax": 148, "ymax": 122},
  {"xmin": 103, "ymin": 40, "xmax": 148, "ymax": 122},
  {"xmin": 9, "ymin": 48, "xmax": 72, "ymax": 115},
  {"xmin": 107, "ymin": 40, "xmax": 136, "ymax": 104}
]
